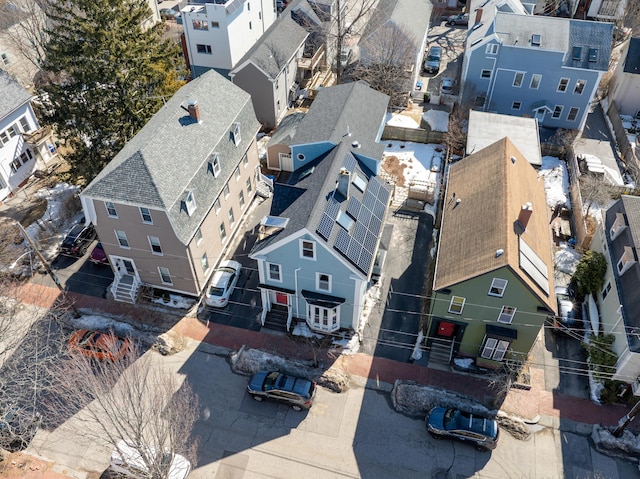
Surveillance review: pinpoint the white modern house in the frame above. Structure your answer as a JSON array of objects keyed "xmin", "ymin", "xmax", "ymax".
[
  {"xmin": 0, "ymin": 71, "xmax": 57, "ymax": 201},
  {"xmin": 181, "ymin": 0, "xmax": 278, "ymax": 78}
]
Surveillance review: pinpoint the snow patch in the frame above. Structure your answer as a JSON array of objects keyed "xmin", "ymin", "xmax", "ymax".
[
  {"xmin": 151, "ymin": 294, "xmax": 196, "ymax": 309},
  {"xmin": 386, "ymin": 113, "xmax": 420, "ymax": 129},
  {"xmin": 422, "ymin": 110, "xmax": 449, "ymax": 132},
  {"xmin": 538, "ymin": 156, "xmax": 570, "ymax": 209}
]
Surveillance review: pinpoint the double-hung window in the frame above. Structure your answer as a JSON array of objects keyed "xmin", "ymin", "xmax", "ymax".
[
  {"xmin": 317, "ymin": 273, "xmax": 331, "ymax": 292},
  {"xmin": 497, "ymin": 306, "xmax": 516, "ymax": 324},
  {"xmin": 115, "ymin": 230, "xmax": 129, "ymax": 248},
  {"xmin": 489, "ymin": 278, "xmax": 507, "ymax": 297},
  {"xmin": 105, "ymin": 201, "xmax": 118, "ymax": 218},
  {"xmin": 140, "ymin": 207, "xmax": 152, "ymax": 224},
  {"xmin": 448, "ymin": 296, "xmax": 465, "ymax": 314},
  {"xmin": 480, "ymin": 337, "xmax": 510, "ymax": 361},
  {"xmin": 301, "ymin": 240, "xmax": 315, "ymax": 259},
  {"xmin": 148, "ymin": 236, "xmax": 162, "ymax": 255},
  {"xmin": 268, "ymin": 262, "xmax": 282, "ymax": 282}
]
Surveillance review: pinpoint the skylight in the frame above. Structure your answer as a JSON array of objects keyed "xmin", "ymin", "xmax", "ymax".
[
  {"xmin": 336, "ymin": 210, "xmax": 354, "ymax": 232},
  {"xmin": 531, "ymin": 34, "xmax": 541, "ymax": 47}
]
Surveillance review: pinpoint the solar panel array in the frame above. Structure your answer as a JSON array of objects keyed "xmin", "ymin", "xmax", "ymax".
[
  {"xmin": 317, "ymin": 196, "xmax": 340, "ymax": 240},
  {"xmin": 332, "ymin": 176, "xmax": 391, "ymax": 273}
]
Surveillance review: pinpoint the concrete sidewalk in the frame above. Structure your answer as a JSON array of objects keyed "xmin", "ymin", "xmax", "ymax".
[{"xmin": 18, "ymin": 282, "xmax": 640, "ymax": 431}]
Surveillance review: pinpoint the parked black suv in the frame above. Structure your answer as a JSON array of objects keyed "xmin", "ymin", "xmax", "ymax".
[
  {"xmin": 247, "ymin": 371, "xmax": 316, "ymax": 411},
  {"xmin": 59, "ymin": 223, "xmax": 97, "ymax": 257}
]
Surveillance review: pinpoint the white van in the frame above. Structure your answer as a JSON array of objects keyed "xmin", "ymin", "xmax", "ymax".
[{"xmin": 110, "ymin": 440, "xmax": 192, "ymax": 479}]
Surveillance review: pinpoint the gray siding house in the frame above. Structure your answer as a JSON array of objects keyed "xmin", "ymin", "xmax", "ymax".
[
  {"xmin": 80, "ymin": 70, "xmax": 262, "ymax": 303},
  {"xmin": 250, "ymin": 81, "xmax": 392, "ymax": 333},
  {"xmin": 461, "ymin": 0, "xmax": 613, "ymax": 131},
  {"xmin": 229, "ymin": 0, "xmax": 323, "ymax": 129}
]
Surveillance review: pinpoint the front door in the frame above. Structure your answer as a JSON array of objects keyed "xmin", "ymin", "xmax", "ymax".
[
  {"xmin": 113, "ymin": 257, "xmax": 137, "ymax": 279},
  {"xmin": 275, "ymin": 292, "xmax": 288, "ymax": 305}
]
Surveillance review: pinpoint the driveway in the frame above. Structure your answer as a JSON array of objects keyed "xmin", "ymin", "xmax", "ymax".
[{"xmin": 360, "ymin": 210, "xmax": 434, "ymax": 362}]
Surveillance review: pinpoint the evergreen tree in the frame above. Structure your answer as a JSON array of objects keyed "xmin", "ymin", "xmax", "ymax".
[{"xmin": 39, "ymin": 0, "xmax": 185, "ymax": 183}]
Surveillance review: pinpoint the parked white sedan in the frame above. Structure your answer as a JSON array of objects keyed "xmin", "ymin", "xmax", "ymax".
[{"xmin": 203, "ymin": 260, "xmax": 242, "ymax": 308}]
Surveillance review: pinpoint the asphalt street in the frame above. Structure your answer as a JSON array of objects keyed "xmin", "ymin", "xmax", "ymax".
[{"xmin": 28, "ymin": 341, "xmax": 640, "ymax": 479}]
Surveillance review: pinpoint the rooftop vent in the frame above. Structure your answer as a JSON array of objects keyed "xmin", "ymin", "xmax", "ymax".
[
  {"xmin": 510, "ymin": 156, "xmax": 516, "ymax": 164},
  {"xmin": 496, "ymin": 249, "xmax": 504, "ymax": 257},
  {"xmin": 531, "ymin": 34, "xmax": 541, "ymax": 47},
  {"xmin": 351, "ymin": 140, "xmax": 360, "ymax": 149}
]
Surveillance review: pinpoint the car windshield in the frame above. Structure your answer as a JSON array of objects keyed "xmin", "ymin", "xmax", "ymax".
[
  {"xmin": 427, "ymin": 54, "xmax": 439, "ymax": 61},
  {"xmin": 209, "ymin": 286, "xmax": 226, "ymax": 296}
]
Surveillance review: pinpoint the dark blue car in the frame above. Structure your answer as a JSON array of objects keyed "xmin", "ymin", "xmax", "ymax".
[
  {"xmin": 426, "ymin": 407, "xmax": 499, "ymax": 450},
  {"xmin": 247, "ymin": 371, "xmax": 316, "ymax": 411}
]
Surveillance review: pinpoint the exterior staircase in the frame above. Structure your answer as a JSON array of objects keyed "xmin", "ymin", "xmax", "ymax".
[
  {"xmin": 429, "ymin": 338, "xmax": 455, "ymax": 364},
  {"xmin": 256, "ymin": 173, "xmax": 274, "ymax": 199},
  {"xmin": 111, "ymin": 274, "xmax": 139, "ymax": 304},
  {"xmin": 263, "ymin": 305, "xmax": 289, "ymax": 332}
]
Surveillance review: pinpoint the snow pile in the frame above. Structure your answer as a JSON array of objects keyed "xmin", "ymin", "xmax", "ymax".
[
  {"xmin": 292, "ymin": 322, "xmax": 317, "ymax": 338},
  {"xmin": 592, "ymin": 425, "xmax": 640, "ymax": 460},
  {"xmin": 383, "ymin": 141, "xmax": 444, "ymax": 186},
  {"xmin": 422, "ymin": 109, "xmax": 449, "ymax": 132},
  {"xmin": 357, "ymin": 278, "xmax": 384, "ymax": 339},
  {"xmin": 151, "ymin": 294, "xmax": 196, "ymax": 310},
  {"xmin": 229, "ymin": 345, "xmax": 350, "ymax": 393},
  {"xmin": 554, "ymin": 242, "xmax": 582, "ymax": 275},
  {"xmin": 538, "ymin": 156, "xmax": 570, "ymax": 209},
  {"xmin": 153, "ymin": 330, "xmax": 185, "ymax": 356},
  {"xmin": 386, "ymin": 113, "xmax": 420, "ymax": 129},
  {"xmin": 411, "ymin": 331, "xmax": 424, "ymax": 360}
]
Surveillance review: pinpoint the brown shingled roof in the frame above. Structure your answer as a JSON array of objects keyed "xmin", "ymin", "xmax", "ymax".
[{"xmin": 434, "ymin": 137, "xmax": 555, "ymax": 311}]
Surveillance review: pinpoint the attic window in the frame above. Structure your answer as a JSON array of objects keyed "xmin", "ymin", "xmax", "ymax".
[
  {"xmin": 184, "ymin": 191, "xmax": 196, "ymax": 216},
  {"xmin": 588, "ymin": 48, "xmax": 598, "ymax": 62},
  {"xmin": 208, "ymin": 153, "xmax": 221, "ymax": 177},
  {"xmin": 531, "ymin": 34, "xmax": 541, "ymax": 47},
  {"xmin": 231, "ymin": 122, "xmax": 241, "ymax": 146},
  {"xmin": 352, "ymin": 174, "xmax": 367, "ymax": 192},
  {"xmin": 298, "ymin": 165, "xmax": 315, "ymax": 180},
  {"xmin": 572, "ymin": 46, "xmax": 582, "ymax": 61}
]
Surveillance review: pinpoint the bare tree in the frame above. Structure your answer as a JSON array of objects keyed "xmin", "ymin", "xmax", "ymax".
[
  {"xmin": 0, "ymin": 0, "xmax": 50, "ymax": 73},
  {"xmin": 579, "ymin": 173, "xmax": 617, "ymax": 218},
  {"xmin": 310, "ymin": 0, "xmax": 377, "ymax": 84},
  {"xmin": 443, "ymin": 103, "xmax": 469, "ymax": 160},
  {"xmin": 46, "ymin": 347, "xmax": 200, "ymax": 478},
  {"xmin": 0, "ymin": 278, "xmax": 68, "ymax": 451},
  {"xmin": 351, "ymin": 22, "xmax": 416, "ymax": 106},
  {"xmin": 621, "ymin": 0, "xmax": 640, "ymax": 37}
]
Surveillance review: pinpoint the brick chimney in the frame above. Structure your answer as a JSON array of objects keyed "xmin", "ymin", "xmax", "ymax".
[
  {"xmin": 474, "ymin": 8, "xmax": 483, "ymax": 25},
  {"xmin": 187, "ymin": 99, "xmax": 200, "ymax": 122},
  {"xmin": 517, "ymin": 202, "xmax": 533, "ymax": 230}
]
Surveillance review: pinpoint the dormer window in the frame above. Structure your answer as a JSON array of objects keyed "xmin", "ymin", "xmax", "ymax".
[
  {"xmin": 208, "ymin": 153, "xmax": 221, "ymax": 177},
  {"xmin": 184, "ymin": 191, "xmax": 196, "ymax": 216},
  {"xmin": 231, "ymin": 122, "xmax": 241, "ymax": 146},
  {"xmin": 609, "ymin": 213, "xmax": 627, "ymax": 240},
  {"xmin": 617, "ymin": 246, "xmax": 637, "ymax": 276},
  {"xmin": 588, "ymin": 48, "xmax": 598, "ymax": 62}
]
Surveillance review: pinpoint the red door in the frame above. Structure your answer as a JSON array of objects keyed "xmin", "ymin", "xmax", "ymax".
[{"xmin": 275, "ymin": 292, "xmax": 288, "ymax": 305}]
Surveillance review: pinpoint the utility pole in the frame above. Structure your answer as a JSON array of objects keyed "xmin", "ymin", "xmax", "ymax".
[
  {"xmin": 613, "ymin": 398, "xmax": 640, "ymax": 437},
  {"xmin": 15, "ymin": 222, "xmax": 81, "ymax": 318}
]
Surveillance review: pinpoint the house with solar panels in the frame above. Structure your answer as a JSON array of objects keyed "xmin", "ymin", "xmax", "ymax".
[
  {"xmin": 461, "ymin": 0, "xmax": 613, "ymax": 131},
  {"xmin": 249, "ymin": 81, "xmax": 392, "ymax": 333},
  {"xmin": 427, "ymin": 137, "xmax": 556, "ymax": 369}
]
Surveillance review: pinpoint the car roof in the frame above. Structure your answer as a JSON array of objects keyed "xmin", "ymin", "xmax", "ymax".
[{"xmin": 112, "ymin": 440, "xmax": 190, "ymax": 479}]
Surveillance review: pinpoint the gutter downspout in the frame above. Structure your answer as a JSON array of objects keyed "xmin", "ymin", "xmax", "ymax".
[{"xmin": 294, "ymin": 268, "xmax": 301, "ymax": 316}]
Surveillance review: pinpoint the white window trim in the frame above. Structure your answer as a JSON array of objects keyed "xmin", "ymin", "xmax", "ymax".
[
  {"xmin": 488, "ymin": 278, "xmax": 508, "ymax": 297},
  {"xmin": 139, "ymin": 207, "xmax": 153, "ymax": 224},
  {"xmin": 574, "ymin": 79, "xmax": 586, "ymax": 95},
  {"xmin": 201, "ymin": 253, "xmax": 209, "ymax": 273},
  {"xmin": 557, "ymin": 78, "xmax": 569, "ymax": 92},
  {"xmin": 158, "ymin": 266, "xmax": 173, "ymax": 285},
  {"xmin": 209, "ymin": 154, "xmax": 221, "ymax": 177},
  {"xmin": 530, "ymin": 74, "xmax": 541, "ymax": 90},
  {"xmin": 148, "ymin": 236, "xmax": 163, "ymax": 256},
  {"xmin": 485, "ymin": 43, "xmax": 498, "ymax": 55},
  {"xmin": 115, "ymin": 230, "xmax": 130, "ymax": 249},
  {"xmin": 617, "ymin": 256, "xmax": 635, "ymax": 276},
  {"xmin": 105, "ymin": 201, "xmax": 118, "ymax": 218},
  {"xmin": 185, "ymin": 191, "xmax": 196, "ymax": 216},
  {"xmin": 497, "ymin": 306, "xmax": 517, "ymax": 324},
  {"xmin": 513, "ymin": 72, "xmax": 524, "ymax": 88},
  {"xmin": 552, "ymin": 105, "xmax": 564, "ymax": 119},
  {"xmin": 567, "ymin": 107, "xmax": 580, "ymax": 122},
  {"xmin": 307, "ymin": 304, "xmax": 340, "ymax": 332},
  {"xmin": 267, "ymin": 262, "xmax": 282, "ymax": 283},
  {"xmin": 234, "ymin": 166, "xmax": 241, "ymax": 181},
  {"xmin": 448, "ymin": 296, "xmax": 465, "ymax": 314},
  {"xmin": 239, "ymin": 190, "xmax": 245, "ymax": 210},
  {"xmin": 195, "ymin": 227, "xmax": 204, "ymax": 246},
  {"xmin": 215, "ymin": 198, "xmax": 222, "ymax": 214},
  {"xmin": 316, "ymin": 272, "xmax": 332, "ymax": 292},
  {"xmin": 480, "ymin": 337, "xmax": 510, "ymax": 361},
  {"xmin": 300, "ymin": 239, "xmax": 316, "ymax": 260}
]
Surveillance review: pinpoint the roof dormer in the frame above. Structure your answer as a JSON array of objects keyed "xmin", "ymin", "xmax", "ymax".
[
  {"xmin": 609, "ymin": 212, "xmax": 627, "ymax": 240},
  {"xmin": 617, "ymin": 246, "xmax": 637, "ymax": 276}
]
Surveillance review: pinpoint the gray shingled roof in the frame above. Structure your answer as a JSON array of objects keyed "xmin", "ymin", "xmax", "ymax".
[
  {"xmin": 624, "ymin": 37, "xmax": 640, "ymax": 75},
  {"xmin": 268, "ymin": 112, "xmax": 306, "ymax": 146},
  {"xmin": 252, "ymin": 142, "xmax": 392, "ymax": 276},
  {"xmin": 291, "ymin": 81, "xmax": 389, "ymax": 161},
  {"xmin": 469, "ymin": 1, "xmax": 612, "ymax": 71},
  {"xmin": 230, "ymin": 1, "xmax": 312, "ymax": 79},
  {"xmin": 81, "ymin": 69, "xmax": 260, "ymax": 245},
  {"xmin": 605, "ymin": 195, "xmax": 640, "ymax": 352},
  {"xmin": 0, "ymin": 70, "xmax": 32, "ymax": 120},
  {"xmin": 361, "ymin": 0, "xmax": 431, "ymax": 47}
]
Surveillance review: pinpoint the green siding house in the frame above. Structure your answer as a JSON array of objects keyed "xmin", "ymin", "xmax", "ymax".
[{"xmin": 428, "ymin": 138, "xmax": 557, "ymax": 368}]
